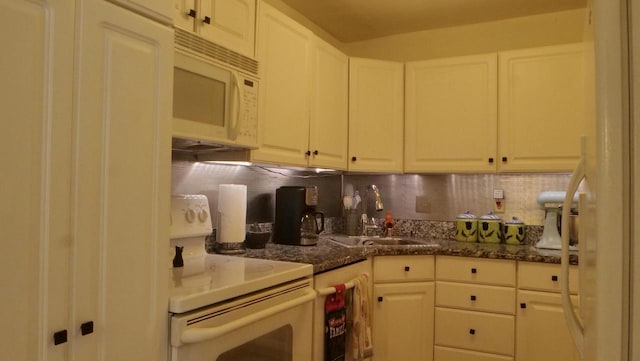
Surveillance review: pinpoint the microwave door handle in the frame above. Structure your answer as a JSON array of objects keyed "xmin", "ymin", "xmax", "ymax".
[
  {"xmin": 228, "ymin": 72, "xmax": 242, "ymax": 141},
  {"xmin": 177, "ymin": 288, "xmax": 316, "ymax": 346}
]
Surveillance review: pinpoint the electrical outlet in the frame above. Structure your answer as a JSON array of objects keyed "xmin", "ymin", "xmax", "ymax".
[{"xmin": 493, "ymin": 188, "xmax": 505, "ymax": 213}]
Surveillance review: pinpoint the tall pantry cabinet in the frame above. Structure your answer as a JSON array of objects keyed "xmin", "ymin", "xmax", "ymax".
[{"xmin": 0, "ymin": 1, "xmax": 172, "ymax": 360}]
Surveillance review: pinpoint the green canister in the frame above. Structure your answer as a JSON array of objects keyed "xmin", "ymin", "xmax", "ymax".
[
  {"xmin": 455, "ymin": 211, "xmax": 478, "ymax": 242},
  {"xmin": 504, "ymin": 216, "xmax": 526, "ymax": 245},
  {"xmin": 479, "ymin": 212, "xmax": 502, "ymax": 243}
]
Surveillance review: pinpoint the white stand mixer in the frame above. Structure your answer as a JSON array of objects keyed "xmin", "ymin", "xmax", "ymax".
[{"xmin": 536, "ymin": 191, "xmax": 577, "ymax": 250}]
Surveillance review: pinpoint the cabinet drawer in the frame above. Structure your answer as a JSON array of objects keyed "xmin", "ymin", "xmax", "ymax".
[
  {"xmin": 435, "ymin": 346, "xmax": 513, "ymax": 361},
  {"xmin": 436, "ymin": 256, "xmax": 515, "ymax": 286},
  {"xmin": 518, "ymin": 262, "xmax": 579, "ymax": 294},
  {"xmin": 435, "ymin": 308, "xmax": 514, "ymax": 356},
  {"xmin": 436, "ymin": 282, "xmax": 515, "ymax": 315},
  {"xmin": 374, "ymin": 255, "xmax": 434, "ymax": 282}
]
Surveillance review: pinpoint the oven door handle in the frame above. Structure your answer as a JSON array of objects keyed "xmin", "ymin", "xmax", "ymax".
[{"xmin": 179, "ymin": 289, "xmax": 316, "ymax": 345}]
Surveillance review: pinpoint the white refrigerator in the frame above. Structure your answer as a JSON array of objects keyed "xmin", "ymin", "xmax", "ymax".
[{"xmin": 563, "ymin": 0, "xmax": 640, "ymax": 360}]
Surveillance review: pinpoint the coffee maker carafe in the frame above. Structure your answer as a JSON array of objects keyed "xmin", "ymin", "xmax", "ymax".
[{"xmin": 274, "ymin": 186, "xmax": 325, "ymax": 246}]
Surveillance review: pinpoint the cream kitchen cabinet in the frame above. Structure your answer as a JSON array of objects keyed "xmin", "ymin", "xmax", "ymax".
[
  {"xmin": 435, "ymin": 256, "xmax": 516, "ymax": 361},
  {"xmin": 498, "ymin": 43, "xmax": 589, "ymax": 172},
  {"xmin": 404, "ymin": 43, "xmax": 588, "ymax": 173},
  {"xmin": 110, "ymin": 0, "xmax": 172, "ymax": 23},
  {"xmin": 173, "ymin": 0, "xmax": 256, "ymax": 58},
  {"xmin": 1, "ymin": 1, "xmax": 172, "ymax": 360},
  {"xmin": 252, "ymin": 2, "xmax": 349, "ymax": 169},
  {"xmin": 516, "ymin": 262, "xmax": 580, "ymax": 361},
  {"xmin": 405, "ymin": 53, "xmax": 498, "ymax": 173},
  {"xmin": 372, "ymin": 255, "xmax": 435, "ymax": 361},
  {"xmin": 349, "ymin": 58, "xmax": 404, "ymax": 173}
]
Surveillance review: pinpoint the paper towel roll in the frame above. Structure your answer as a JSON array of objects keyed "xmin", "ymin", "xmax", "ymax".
[{"xmin": 217, "ymin": 184, "xmax": 247, "ymax": 244}]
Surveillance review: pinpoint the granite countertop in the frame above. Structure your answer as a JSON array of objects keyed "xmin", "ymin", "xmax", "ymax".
[{"xmin": 242, "ymin": 235, "xmax": 579, "ymax": 274}]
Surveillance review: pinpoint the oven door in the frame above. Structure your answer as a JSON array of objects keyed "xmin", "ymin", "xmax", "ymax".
[{"xmin": 170, "ymin": 279, "xmax": 315, "ymax": 361}]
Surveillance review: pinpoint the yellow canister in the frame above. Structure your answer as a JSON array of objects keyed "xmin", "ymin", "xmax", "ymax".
[
  {"xmin": 504, "ymin": 216, "xmax": 526, "ymax": 245},
  {"xmin": 455, "ymin": 211, "xmax": 478, "ymax": 242},
  {"xmin": 479, "ymin": 212, "xmax": 502, "ymax": 243}
]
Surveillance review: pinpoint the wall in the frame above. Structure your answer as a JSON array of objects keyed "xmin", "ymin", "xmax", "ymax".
[
  {"xmin": 344, "ymin": 9, "xmax": 587, "ymax": 61},
  {"xmin": 172, "ymin": 161, "xmax": 573, "ymax": 227}
]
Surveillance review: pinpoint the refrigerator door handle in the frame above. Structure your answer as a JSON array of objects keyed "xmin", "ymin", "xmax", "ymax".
[{"xmin": 561, "ymin": 158, "xmax": 585, "ymax": 358}]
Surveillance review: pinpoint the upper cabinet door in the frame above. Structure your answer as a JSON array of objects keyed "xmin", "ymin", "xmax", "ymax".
[
  {"xmin": 309, "ymin": 37, "xmax": 349, "ymax": 170},
  {"xmin": 198, "ymin": 0, "xmax": 256, "ymax": 58},
  {"xmin": 349, "ymin": 58, "xmax": 404, "ymax": 173},
  {"xmin": 405, "ymin": 54, "xmax": 498, "ymax": 173},
  {"xmin": 498, "ymin": 43, "xmax": 589, "ymax": 172},
  {"xmin": 109, "ymin": 0, "xmax": 173, "ymax": 24},
  {"xmin": 251, "ymin": 2, "xmax": 312, "ymax": 166}
]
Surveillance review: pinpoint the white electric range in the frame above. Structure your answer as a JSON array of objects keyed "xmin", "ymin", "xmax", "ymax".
[{"xmin": 168, "ymin": 194, "xmax": 314, "ymax": 361}]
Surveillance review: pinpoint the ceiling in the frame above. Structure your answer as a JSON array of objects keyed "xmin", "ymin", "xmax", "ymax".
[{"xmin": 278, "ymin": 0, "xmax": 588, "ymax": 43}]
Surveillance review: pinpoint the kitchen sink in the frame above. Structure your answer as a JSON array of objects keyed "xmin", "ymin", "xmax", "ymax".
[{"xmin": 328, "ymin": 236, "xmax": 440, "ymax": 248}]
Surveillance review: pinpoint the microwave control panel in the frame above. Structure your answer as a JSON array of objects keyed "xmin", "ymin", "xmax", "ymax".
[{"xmin": 236, "ymin": 75, "xmax": 259, "ymax": 146}]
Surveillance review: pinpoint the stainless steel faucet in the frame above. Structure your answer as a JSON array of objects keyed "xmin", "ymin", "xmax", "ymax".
[{"xmin": 361, "ymin": 185, "xmax": 384, "ymax": 236}]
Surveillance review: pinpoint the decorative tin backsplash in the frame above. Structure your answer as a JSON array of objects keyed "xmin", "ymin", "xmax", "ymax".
[{"xmin": 172, "ymin": 161, "xmax": 573, "ymax": 227}]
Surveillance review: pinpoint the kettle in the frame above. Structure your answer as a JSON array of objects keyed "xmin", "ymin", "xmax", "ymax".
[{"xmin": 300, "ymin": 210, "xmax": 325, "ymax": 245}]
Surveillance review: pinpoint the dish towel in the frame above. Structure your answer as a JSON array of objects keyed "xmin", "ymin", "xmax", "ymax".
[
  {"xmin": 351, "ymin": 274, "xmax": 373, "ymax": 360},
  {"xmin": 325, "ymin": 284, "xmax": 347, "ymax": 361}
]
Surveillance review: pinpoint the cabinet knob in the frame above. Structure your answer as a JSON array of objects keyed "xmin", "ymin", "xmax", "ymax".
[
  {"xmin": 469, "ymin": 329, "xmax": 476, "ymax": 335},
  {"xmin": 520, "ymin": 303, "xmax": 527, "ymax": 309},
  {"xmin": 404, "ymin": 266, "xmax": 410, "ymax": 272},
  {"xmin": 313, "ymin": 150, "xmax": 319, "ymax": 155},
  {"xmin": 377, "ymin": 296, "xmax": 383, "ymax": 302},
  {"xmin": 187, "ymin": 9, "xmax": 196, "ymax": 18},
  {"xmin": 470, "ymin": 295, "xmax": 477, "ymax": 301},
  {"xmin": 488, "ymin": 157, "xmax": 494, "ymax": 163},
  {"xmin": 471, "ymin": 267, "xmax": 477, "ymax": 274},
  {"xmin": 502, "ymin": 156, "xmax": 508, "ymax": 162},
  {"xmin": 351, "ymin": 156, "xmax": 357, "ymax": 162},
  {"xmin": 305, "ymin": 150, "xmax": 311, "ymax": 156},
  {"xmin": 203, "ymin": 16, "xmax": 211, "ymax": 24},
  {"xmin": 81, "ymin": 321, "xmax": 94, "ymax": 336},
  {"xmin": 551, "ymin": 275, "xmax": 559, "ymax": 282},
  {"xmin": 53, "ymin": 330, "xmax": 68, "ymax": 345}
]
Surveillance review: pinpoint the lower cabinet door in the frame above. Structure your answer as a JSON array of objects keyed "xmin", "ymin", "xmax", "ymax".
[
  {"xmin": 435, "ymin": 346, "xmax": 513, "ymax": 361},
  {"xmin": 373, "ymin": 282, "xmax": 434, "ymax": 361},
  {"xmin": 516, "ymin": 290, "xmax": 580, "ymax": 361}
]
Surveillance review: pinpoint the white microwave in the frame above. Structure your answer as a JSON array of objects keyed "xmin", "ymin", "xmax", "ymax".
[{"xmin": 173, "ymin": 47, "xmax": 259, "ymax": 148}]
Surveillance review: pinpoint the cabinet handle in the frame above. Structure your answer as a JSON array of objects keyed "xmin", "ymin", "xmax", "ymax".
[
  {"xmin": 187, "ymin": 9, "xmax": 196, "ymax": 18},
  {"xmin": 469, "ymin": 329, "xmax": 476, "ymax": 335},
  {"xmin": 203, "ymin": 16, "xmax": 211, "ymax": 24},
  {"xmin": 305, "ymin": 150, "xmax": 311, "ymax": 156},
  {"xmin": 502, "ymin": 156, "xmax": 508, "ymax": 162},
  {"xmin": 377, "ymin": 296, "xmax": 383, "ymax": 302},
  {"xmin": 81, "ymin": 321, "xmax": 94, "ymax": 336},
  {"xmin": 351, "ymin": 156, "xmax": 357, "ymax": 162},
  {"xmin": 404, "ymin": 266, "xmax": 410, "ymax": 272},
  {"xmin": 471, "ymin": 267, "xmax": 477, "ymax": 274},
  {"xmin": 520, "ymin": 303, "xmax": 527, "ymax": 309},
  {"xmin": 470, "ymin": 295, "xmax": 477, "ymax": 301},
  {"xmin": 488, "ymin": 157, "xmax": 494, "ymax": 163},
  {"xmin": 53, "ymin": 330, "xmax": 68, "ymax": 345},
  {"xmin": 552, "ymin": 275, "xmax": 558, "ymax": 282},
  {"xmin": 313, "ymin": 150, "xmax": 319, "ymax": 155}
]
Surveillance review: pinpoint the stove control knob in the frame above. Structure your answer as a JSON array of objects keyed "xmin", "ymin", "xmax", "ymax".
[
  {"xmin": 198, "ymin": 209, "xmax": 209, "ymax": 223},
  {"xmin": 185, "ymin": 208, "xmax": 196, "ymax": 223}
]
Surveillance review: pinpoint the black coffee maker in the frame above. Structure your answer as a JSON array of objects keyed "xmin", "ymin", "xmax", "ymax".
[{"xmin": 274, "ymin": 186, "xmax": 325, "ymax": 246}]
